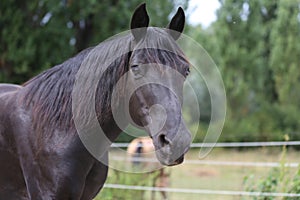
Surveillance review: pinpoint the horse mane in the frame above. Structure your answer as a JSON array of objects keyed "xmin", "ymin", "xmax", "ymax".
[
  {"xmin": 20, "ymin": 28, "xmax": 188, "ymax": 136},
  {"xmin": 21, "ymin": 34, "xmax": 132, "ymax": 134}
]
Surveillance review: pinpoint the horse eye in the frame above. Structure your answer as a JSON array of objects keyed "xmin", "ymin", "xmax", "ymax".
[
  {"xmin": 131, "ymin": 65, "xmax": 139, "ymax": 71},
  {"xmin": 131, "ymin": 65, "xmax": 140, "ymax": 76}
]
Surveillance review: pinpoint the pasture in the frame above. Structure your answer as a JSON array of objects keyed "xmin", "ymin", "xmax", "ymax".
[{"xmin": 96, "ymin": 147, "xmax": 300, "ymax": 200}]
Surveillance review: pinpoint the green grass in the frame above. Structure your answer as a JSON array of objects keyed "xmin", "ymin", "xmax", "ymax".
[{"xmin": 96, "ymin": 148, "xmax": 300, "ymax": 200}]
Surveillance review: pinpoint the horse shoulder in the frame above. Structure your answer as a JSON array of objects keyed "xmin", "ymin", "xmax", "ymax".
[
  {"xmin": 0, "ymin": 90, "xmax": 21, "ymax": 150},
  {"xmin": 0, "ymin": 89, "xmax": 29, "ymax": 199},
  {"xmin": 0, "ymin": 83, "xmax": 23, "ymax": 139}
]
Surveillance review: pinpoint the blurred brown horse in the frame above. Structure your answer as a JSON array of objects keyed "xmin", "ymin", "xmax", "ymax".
[
  {"xmin": 127, "ymin": 137, "xmax": 155, "ymax": 166},
  {"xmin": 127, "ymin": 137, "xmax": 170, "ymax": 200}
]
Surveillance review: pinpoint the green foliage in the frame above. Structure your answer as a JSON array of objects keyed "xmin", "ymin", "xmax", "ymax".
[
  {"xmin": 213, "ymin": 0, "xmax": 279, "ymax": 135},
  {"xmin": 0, "ymin": 0, "xmax": 75, "ymax": 83},
  {"xmin": 285, "ymin": 169, "xmax": 300, "ymax": 199},
  {"xmin": 185, "ymin": 0, "xmax": 300, "ymax": 143},
  {"xmin": 96, "ymin": 169, "xmax": 160, "ymax": 200},
  {"xmin": 243, "ymin": 144, "xmax": 300, "ymax": 199},
  {"xmin": 244, "ymin": 170, "xmax": 279, "ymax": 200}
]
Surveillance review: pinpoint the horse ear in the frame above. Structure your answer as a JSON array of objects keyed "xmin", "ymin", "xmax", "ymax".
[
  {"xmin": 167, "ymin": 7, "xmax": 185, "ymax": 40},
  {"xmin": 130, "ymin": 3, "xmax": 149, "ymax": 42}
]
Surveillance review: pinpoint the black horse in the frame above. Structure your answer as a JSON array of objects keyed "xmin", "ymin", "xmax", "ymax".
[{"xmin": 0, "ymin": 3, "xmax": 191, "ymax": 200}]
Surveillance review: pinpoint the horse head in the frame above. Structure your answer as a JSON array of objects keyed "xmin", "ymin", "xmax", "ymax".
[{"xmin": 127, "ymin": 4, "xmax": 191, "ymax": 166}]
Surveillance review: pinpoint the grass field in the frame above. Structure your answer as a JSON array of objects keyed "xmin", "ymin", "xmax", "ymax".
[{"xmin": 96, "ymin": 147, "xmax": 300, "ymax": 200}]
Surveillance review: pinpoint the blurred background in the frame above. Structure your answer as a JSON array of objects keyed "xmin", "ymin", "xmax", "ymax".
[{"xmin": 1, "ymin": 0, "xmax": 300, "ymax": 199}]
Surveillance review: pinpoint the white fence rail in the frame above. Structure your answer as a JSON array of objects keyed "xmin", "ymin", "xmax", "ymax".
[
  {"xmin": 107, "ymin": 141, "xmax": 300, "ymax": 198},
  {"xmin": 111, "ymin": 141, "xmax": 300, "ymax": 148},
  {"xmin": 110, "ymin": 156, "xmax": 299, "ymax": 168},
  {"xmin": 103, "ymin": 184, "xmax": 300, "ymax": 197},
  {"xmin": 110, "ymin": 141, "xmax": 300, "ymax": 167}
]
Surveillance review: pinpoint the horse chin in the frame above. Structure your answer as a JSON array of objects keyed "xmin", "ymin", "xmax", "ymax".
[
  {"xmin": 155, "ymin": 150, "xmax": 185, "ymax": 166},
  {"xmin": 165, "ymin": 155, "xmax": 184, "ymax": 166}
]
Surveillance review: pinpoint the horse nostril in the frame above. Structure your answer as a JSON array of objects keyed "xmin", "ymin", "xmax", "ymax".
[{"xmin": 159, "ymin": 134, "xmax": 171, "ymax": 147}]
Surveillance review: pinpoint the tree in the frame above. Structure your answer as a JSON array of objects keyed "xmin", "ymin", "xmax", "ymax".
[
  {"xmin": 270, "ymin": 0, "xmax": 300, "ymax": 135},
  {"xmin": 0, "ymin": 0, "xmax": 75, "ymax": 83},
  {"xmin": 210, "ymin": 0, "xmax": 300, "ymax": 140},
  {"xmin": 215, "ymin": 0, "xmax": 279, "ymax": 111},
  {"xmin": 211, "ymin": 0, "xmax": 279, "ymax": 140}
]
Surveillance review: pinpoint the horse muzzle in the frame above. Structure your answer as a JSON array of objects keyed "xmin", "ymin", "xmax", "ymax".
[{"xmin": 154, "ymin": 135, "xmax": 190, "ymax": 166}]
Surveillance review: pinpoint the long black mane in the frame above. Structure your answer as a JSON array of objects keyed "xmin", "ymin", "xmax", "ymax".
[{"xmin": 21, "ymin": 35, "xmax": 131, "ymax": 134}]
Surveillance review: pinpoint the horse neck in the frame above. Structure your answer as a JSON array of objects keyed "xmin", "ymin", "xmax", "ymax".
[{"xmin": 93, "ymin": 57, "xmax": 131, "ymax": 142}]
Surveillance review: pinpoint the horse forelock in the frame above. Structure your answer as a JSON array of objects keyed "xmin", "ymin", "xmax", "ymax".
[{"xmin": 132, "ymin": 28, "xmax": 189, "ymax": 72}]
